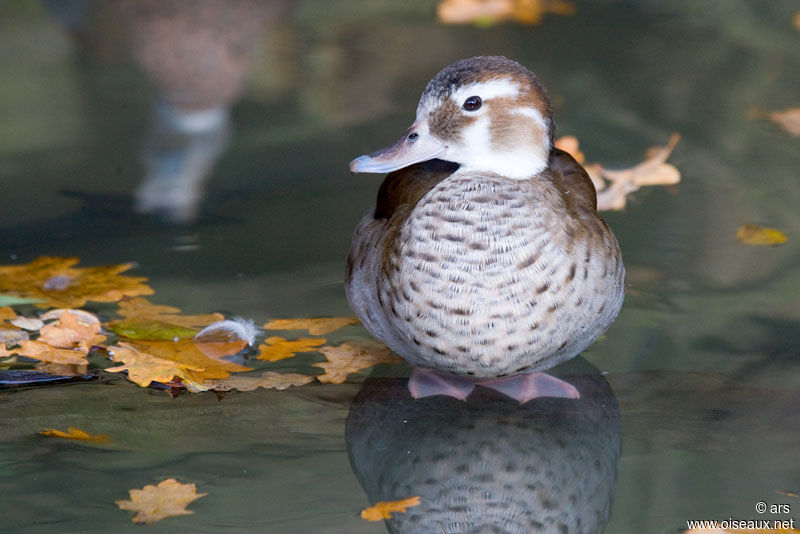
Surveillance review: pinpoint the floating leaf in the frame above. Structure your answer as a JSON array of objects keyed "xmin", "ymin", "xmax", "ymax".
[
  {"xmin": 736, "ymin": 224, "xmax": 788, "ymax": 246},
  {"xmin": 0, "ymin": 257, "xmax": 153, "ymax": 309},
  {"xmin": 0, "ymin": 295, "xmax": 44, "ymax": 306},
  {"xmin": 14, "ymin": 340, "xmax": 89, "ymax": 366},
  {"xmin": 39, "ymin": 426, "xmax": 110, "ymax": 443},
  {"xmin": 116, "ymin": 478, "xmax": 206, "ymax": 525},
  {"xmin": 107, "ymin": 319, "xmax": 198, "ymax": 341},
  {"xmin": 115, "ymin": 297, "xmax": 223, "ymax": 329},
  {"xmin": 203, "ymin": 371, "xmax": 314, "ymax": 392},
  {"xmin": 40, "ymin": 309, "xmax": 106, "ymax": 347},
  {"xmin": 314, "ymin": 342, "xmax": 402, "ymax": 384},
  {"xmin": 264, "ymin": 317, "xmax": 359, "ymax": 336},
  {"xmin": 794, "ymin": 10, "xmax": 800, "ymax": 30},
  {"xmin": 750, "ymin": 107, "xmax": 800, "ymax": 136},
  {"xmin": 361, "ymin": 496, "xmax": 421, "ymax": 521},
  {"xmin": 256, "ymin": 336, "xmax": 326, "ymax": 362},
  {"xmin": 105, "ymin": 342, "xmax": 205, "ymax": 387},
  {"xmin": 437, "ymin": 0, "xmax": 575, "ymax": 26},
  {"xmin": 9, "ymin": 317, "xmax": 43, "ymax": 331}
]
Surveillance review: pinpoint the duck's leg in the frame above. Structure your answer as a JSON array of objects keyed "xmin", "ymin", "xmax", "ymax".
[
  {"xmin": 477, "ymin": 373, "xmax": 580, "ymax": 403},
  {"xmin": 408, "ymin": 367, "xmax": 480, "ymax": 401}
]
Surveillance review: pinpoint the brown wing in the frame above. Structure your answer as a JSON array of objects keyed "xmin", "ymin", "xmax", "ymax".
[
  {"xmin": 549, "ymin": 148, "xmax": 598, "ymax": 211},
  {"xmin": 374, "ymin": 159, "xmax": 460, "ymax": 219}
]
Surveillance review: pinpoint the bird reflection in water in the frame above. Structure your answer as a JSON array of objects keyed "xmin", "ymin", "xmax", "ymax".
[
  {"xmin": 346, "ymin": 359, "xmax": 620, "ymax": 534},
  {"xmin": 43, "ymin": 0, "xmax": 288, "ymax": 223}
]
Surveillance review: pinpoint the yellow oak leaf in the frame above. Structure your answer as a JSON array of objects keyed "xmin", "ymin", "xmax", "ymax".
[
  {"xmin": 750, "ymin": 107, "xmax": 800, "ymax": 136},
  {"xmin": 105, "ymin": 342, "xmax": 205, "ymax": 387},
  {"xmin": 313, "ymin": 342, "xmax": 402, "ymax": 384},
  {"xmin": 203, "ymin": 371, "xmax": 315, "ymax": 392},
  {"xmin": 114, "ymin": 297, "xmax": 224, "ymax": 329},
  {"xmin": 736, "ymin": 224, "xmax": 788, "ymax": 246},
  {"xmin": 256, "ymin": 336, "xmax": 326, "ymax": 362},
  {"xmin": 116, "ymin": 478, "xmax": 206, "ymax": 525},
  {"xmin": 0, "ymin": 307, "xmax": 17, "ymax": 321},
  {"xmin": 0, "ymin": 256, "xmax": 153, "ymax": 309},
  {"xmin": 39, "ymin": 426, "xmax": 110, "ymax": 443},
  {"xmin": 361, "ymin": 496, "xmax": 421, "ymax": 521},
  {"xmin": 264, "ymin": 317, "xmax": 359, "ymax": 335},
  {"xmin": 15, "ymin": 339, "xmax": 89, "ymax": 366}
]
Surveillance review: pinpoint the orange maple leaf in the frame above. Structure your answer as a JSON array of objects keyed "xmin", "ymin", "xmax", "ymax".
[
  {"xmin": 314, "ymin": 342, "xmax": 402, "ymax": 384},
  {"xmin": 114, "ymin": 297, "xmax": 224, "ymax": 329},
  {"xmin": 39, "ymin": 426, "xmax": 111, "ymax": 443},
  {"xmin": 116, "ymin": 478, "xmax": 206, "ymax": 524},
  {"xmin": 263, "ymin": 317, "xmax": 359, "ymax": 336},
  {"xmin": 256, "ymin": 336, "xmax": 326, "ymax": 362},
  {"xmin": 361, "ymin": 496, "xmax": 421, "ymax": 521},
  {"xmin": 105, "ymin": 342, "xmax": 206, "ymax": 387},
  {"xmin": 0, "ymin": 257, "xmax": 153, "ymax": 309}
]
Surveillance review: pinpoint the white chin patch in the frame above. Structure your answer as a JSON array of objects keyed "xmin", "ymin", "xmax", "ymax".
[{"xmin": 450, "ymin": 78, "xmax": 520, "ymax": 106}]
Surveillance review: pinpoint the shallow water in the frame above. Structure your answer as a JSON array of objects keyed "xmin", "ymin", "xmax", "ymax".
[{"xmin": 1, "ymin": 1, "xmax": 799, "ymax": 532}]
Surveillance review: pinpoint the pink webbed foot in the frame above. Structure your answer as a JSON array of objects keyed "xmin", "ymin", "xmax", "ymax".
[
  {"xmin": 408, "ymin": 367, "xmax": 480, "ymax": 401},
  {"xmin": 477, "ymin": 373, "xmax": 580, "ymax": 403}
]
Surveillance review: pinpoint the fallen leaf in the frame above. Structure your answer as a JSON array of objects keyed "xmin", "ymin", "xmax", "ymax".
[
  {"xmin": 0, "ymin": 295, "xmax": 45, "ymax": 306},
  {"xmin": 106, "ymin": 319, "xmax": 198, "ymax": 340},
  {"xmin": 116, "ymin": 478, "xmax": 206, "ymax": 525},
  {"xmin": 14, "ymin": 339, "xmax": 89, "ymax": 366},
  {"xmin": 39, "ymin": 309, "xmax": 106, "ymax": 347},
  {"xmin": 794, "ymin": 10, "xmax": 800, "ymax": 30},
  {"xmin": 9, "ymin": 317, "xmax": 44, "ymax": 331},
  {"xmin": 776, "ymin": 489, "xmax": 799, "ymax": 498},
  {"xmin": 0, "ymin": 307, "xmax": 19, "ymax": 322},
  {"xmin": 256, "ymin": 336, "xmax": 326, "ymax": 362},
  {"xmin": 361, "ymin": 496, "xmax": 421, "ymax": 521},
  {"xmin": 203, "ymin": 371, "xmax": 314, "ymax": 392},
  {"xmin": 105, "ymin": 342, "xmax": 206, "ymax": 387},
  {"xmin": 437, "ymin": 0, "xmax": 575, "ymax": 25},
  {"xmin": 264, "ymin": 317, "xmax": 358, "ymax": 336},
  {"xmin": 106, "ymin": 339, "xmax": 251, "ymax": 391},
  {"xmin": 39, "ymin": 426, "xmax": 110, "ymax": 443},
  {"xmin": 749, "ymin": 107, "xmax": 800, "ymax": 136},
  {"xmin": 115, "ymin": 297, "xmax": 224, "ymax": 329},
  {"xmin": 313, "ymin": 342, "xmax": 402, "ymax": 384},
  {"xmin": 0, "ymin": 257, "xmax": 153, "ymax": 309},
  {"xmin": 736, "ymin": 224, "xmax": 788, "ymax": 246},
  {"xmin": 0, "ymin": 329, "xmax": 28, "ymax": 347}
]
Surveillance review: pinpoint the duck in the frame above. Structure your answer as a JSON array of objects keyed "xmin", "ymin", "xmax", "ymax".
[{"xmin": 345, "ymin": 56, "xmax": 625, "ymax": 402}]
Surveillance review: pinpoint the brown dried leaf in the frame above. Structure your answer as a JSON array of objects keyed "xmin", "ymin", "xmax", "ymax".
[
  {"xmin": 116, "ymin": 478, "xmax": 206, "ymax": 525},
  {"xmin": 204, "ymin": 371, "xmax": 314, "ymax": 392},
  {"xmin": 114, "ymin": 297, "xmax": 224, "ymax": 329},
  {"xmin": 264, "ymin": 317, "xmax": 358, "ymax": 335},
  {"xmin": 105, "ymin": 342, "xmax": 205, "ymax": 387},
  {"xmin": 15, "ymin": 339, "xmax": 89, "ymax": 365},
  {"xmin": 313, "ymin": 342, "xmax": 402, "ymax": 384},
  {"xmin": 736, "ymin": 224, "xmax": 788, "ymax": 246},
  {"xmin": 601, "ymin": 133, "xmax": 681, "ymax": 186},
  {"xmin": 750, "ymin": 107, "xmax": 800, "ymax": 136},
  {"xmin": 0, "ymin": 257, "xmax": 153, "ymax": 308},
  {"xmin": 256, "ymin": 336, "xmax": 326, "ymax": 362},
  {"xmin": 39, "ymin": 426, "xmax": 110, "ymax": 443},
  {"xmin": 361, "ymin": 496, "xmax": 421, "ymax": 521}
]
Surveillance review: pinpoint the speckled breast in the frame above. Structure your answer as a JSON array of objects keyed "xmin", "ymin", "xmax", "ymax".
[{"xmin": 379, "ymin": 172, "xmax": 624, "ymax": 377}]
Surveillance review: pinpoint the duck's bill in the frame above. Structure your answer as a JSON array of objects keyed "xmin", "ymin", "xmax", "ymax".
[{"xmin": 349, "ymin": 124, "xmax": 446, "ymax": 173}]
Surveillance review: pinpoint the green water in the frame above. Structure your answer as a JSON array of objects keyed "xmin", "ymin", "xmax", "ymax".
[{"xmin": 1, "ymin": 1, "xmax": 799, "ymax": 532}]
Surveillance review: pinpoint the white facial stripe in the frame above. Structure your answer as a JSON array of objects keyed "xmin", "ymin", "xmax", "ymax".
[
  {"xmin": 512, "ymin": 106, "xmax": 549, "ymax": 132},
  {"xmin": 450, "ymin": 78, "xmax": 520, "ymax": 106}
]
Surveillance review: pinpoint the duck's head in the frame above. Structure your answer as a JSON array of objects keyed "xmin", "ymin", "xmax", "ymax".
[{"xmin": 350, "ymin": 56, "xmax": 554, "ymax": 179}]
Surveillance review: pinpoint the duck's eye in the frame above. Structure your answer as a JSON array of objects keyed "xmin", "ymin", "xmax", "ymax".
[
  {"xmin": 407, "ymin": 132, "xmax": 419, "ymax": 141},
  {"xmin": 462, "ymin": 96, "xmax": 482, "ymax": 112}
]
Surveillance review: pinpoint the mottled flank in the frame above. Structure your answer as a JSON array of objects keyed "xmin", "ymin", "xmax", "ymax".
[{"xmin": 345, "ymin": 56, "xmax": 625, "ymax": 378}]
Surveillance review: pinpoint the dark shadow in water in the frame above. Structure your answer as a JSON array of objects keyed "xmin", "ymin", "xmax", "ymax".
[{"xmin": 346, "ymin": 359, "xmax": 620, "ymax": 533}]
